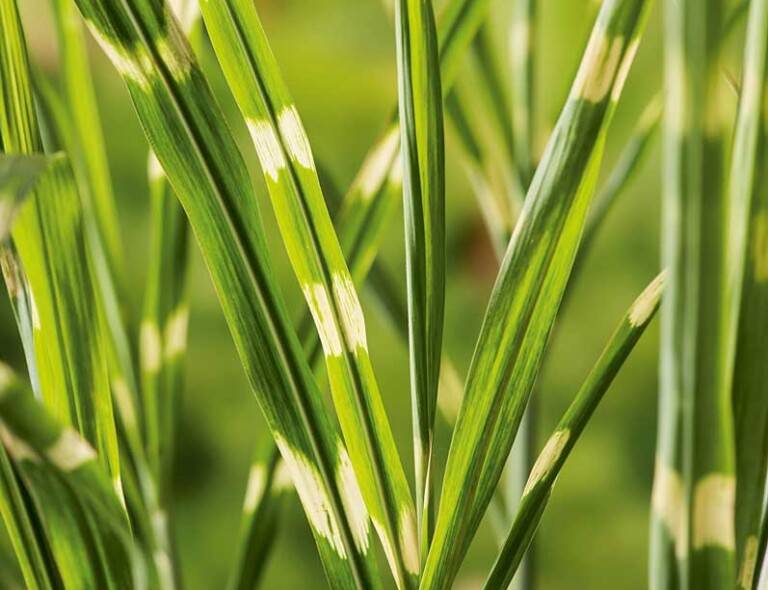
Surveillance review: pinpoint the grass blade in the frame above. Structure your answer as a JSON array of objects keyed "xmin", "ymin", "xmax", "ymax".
[
  {"xmin": 11, "ymin": 154, "xmax": 122, "ymax": 491},
  {"xmin": 421, "ymin": 2, "xmax": 652, "ymax": 586},
  {"xmin": 0, "ymin": 0, "xmax": 122, "ymax": 493},
  {"xmin": 0, "ymin": 409, "xmax": 58, "ymax": 590},
  {"xmin": 0, "ymin": 159, "xmax": 56, "ymax": 589},
  {"xmin": 49, "ymin": 0, "xmax": 125, "ymax": 305},
  {"xmin": 437, "ymin": 0, "xmax": 493, "ymax": 87},
  {"xmin": 651, "ymin": 1, "xmax": 734, "ymax": 587},
  {"xmin": 199, "ymin": 2, "xmax": 417, "ymax": 585},
  {"xmin": 395, "ymin": 0, "xmax": 446, "ymax": 556},
  {"xmin": 73, "ymin": 2, "xmax": 379, "ymax": 586},
  {"xmin": 0, "ymin": 155, "xmax": 47, "ymax": 226},
  {"xmin": 141, "ymin": 153, "xmax": 190, "ymax": 501},
  {"xmin": 44, "ymin": 0, "xmax": 146, "ymax": 464},
  {"xmin": 444, "ymin": 91, "xmax": 511, "ymax": 256},
  {"xmin": 580, "ymin": 95, "xmax": 661, "ymax": 258},
  {"xmin": 509, "ymin": 0, "xmax": 535, "ymax": 186},
  {"xmin": 0, "ymin": 363, "xmax": 139, "ymax": 587},
  {"xmin": 33, "ymin": 64, "xmax": 176, "ymax": 589},
  {"xmin": 0, "ymin": 156, "xmax": 47, "ymax": 400},
  {"xmin": 483, "ymin": 271, "xmax": 665, "ymax": 589},
  {"xmin": 140, "ymin": 0, "xmax": 197, "ymax": 506},
  {"xmin": 472, "ymin": 25, "xmax": 525, "ymax": 206},
  {"xmin": 723, "ymin": 1, "xmax": 768, "ymax": 587},
  {"xmin": 228, "ymin": 437, "xmax": 289, "ymax": 590}
]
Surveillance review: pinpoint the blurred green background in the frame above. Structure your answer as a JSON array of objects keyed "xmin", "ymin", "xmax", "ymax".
[{"xmin": 5, "ymin": 0, "xmax": 744, "ymax": 588}]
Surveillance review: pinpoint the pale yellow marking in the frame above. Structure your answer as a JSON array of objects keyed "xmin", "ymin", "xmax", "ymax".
[
  {"xmin": 275, "ymin": 435, "xmax": 347, "ymax": 557},
  {"xmin": 46, "ymin": 428, "xmax": 96, "ymax": 471},
  {"xmin": 651, "ymin": 460, "xmax": 687, "ymax": 558},
  {"xmin": 164, "ymin": 306, "xmax": 189, "ymax": 360},
  {"xmin": 0, "ymin": 425, "xmax": 38, "ymax": 463},
  {"xmin": 399, "ymin": 507, "xmax": 420, "ymax": 574},
  {"xmin": 388, "ymin": 156, "xmax": 404, "ymax": 187},
  {"xmin": 336, "ymin": 445, "xmax": 370, "ymax": 553},
  {"xmin": 273, "ymin": 460, "xmax": 293, "ymax": 492},
  {"xmin": 29, "ymin": 288, "xmax": 40, "ymax": 331},
  {"xmin": 112, "ymin": 378, "xmax": 137, "ymax": 429},
  {"xmin": 243, "ymin": 464, "xmax": 266, "ymax": 514},
  {"xmin": 572, "ymin": 33, "xmax": 624, "ymax": 103},
  {"xmin": 168, "ymin": 0, "xmax": 201, "ymax": 34},
  {"xmin": 140, "ymin": 321, "xmax": 163, "ymax": 374},
  {"xmin": 248, "ymin": 119, "xmax": 287, "ymax": 181},
  {"xmin": 692, "ymin": 474, "xmax": 735, "ymax": 550},
  {"xmin": 611, "ymin": 37, "xmax": 640, "ymax": 101},
  {"xmin": 629, "ymin": 270, "xmax": 666, "ymax": 327},
  {"xmin": 332, "ymin": 273, "xmax": 368, "ymax": 353},
  {"xmin": 508, "ymin": 18, "xmax": 530, "ymax": 68},
  {"xmin": 666, "ymin": 44, "xmax": 686, "ymax": 137},
  {"xmin": 351, "ymin": 126, "xmax": 400, "ymax": 201},
  {"xmin": 302, "ymin": 282, "xmax": 343, "ymax": 356},
  {"xmin": 88, "ymin": 26, "xmax": 153, "ymax": 90},
  {"xmin": 147, "ymin": 152, "xmax": 165, "ymax": 184},
  {"xmin": 278, "ymin": 105, "xmax": 315, "ymax": 170},
  {"xmin": 523, "ymin": 430, "xmax": 570, "ymax": 496},
  {"xmin": 151, "ymin": 510, "xmax": 175, "ymax": 590}
]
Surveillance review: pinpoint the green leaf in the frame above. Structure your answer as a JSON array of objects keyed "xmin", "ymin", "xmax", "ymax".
[
  {"xmin": 141, "ymin": 153, "xmax": 190, "ymax": 502},
  {"xmin": 0, "ymin": 0, "xmax": 41, "ymax": 156},
  {"xmin": 0, "ymin": 155, "xmax": 47, "ymax": 238},
  {"xmin": 0, "ymin": 156, "xmax": 48, "ymax": 401},
  {"xmin": 0, "ymin": 416, "xmax": 58, "ymax": 590},
  {"xmin": 199, "ymin": 2, "xmax": 417, "ymax": 585},
  {"xmin": 395, "ymin": 0, "xmax": 446, "ymax": 557},
  {"xmin": 0, "ymin": 0, "xmax": 122, "ymax": 493},
  {"xmin": 483, "ymin": 272, "xmax": 665, "ymax": 589},
  {"xmin": 72, "ymin": 2, "xmax": 379, "ymax": 586},
  {"xmin": 651, "ymin": 1, "xmax": 734, "ymax": 587},
  {"xmin": 228, "ymin": 437, "xmax": 289, "ymax": 590},
  {"xmin": 38, "ymin": 1, "xmax": 142, "ymax": 460},
  {"xmin": 436, "ymin": 0, "xmax": 494, "ymax": 88},
  {"xmin": 471, "ymin": 25, "xmax": 525, "ymax": 207},
  {"xmin": 49, "ymin": 0, "xmax": 125, "ymax": 304},
  {"xmin": 509, "ymin": 0, "xmax": 535, "ymax": 185},
  {"xmin": 0, "ymin": 363, "xmax": 139, "ymax": 588},
  {"xmin": 43, "ymin": 0, "xmax": 145, "ymax": 462},
  {"xmin": 32, "ymin": 59, "xmax": 175, "ymax": 590},
  {"xmin": 444, "ymin": 91, "xmax": 511, "ymax": 257},
  {"xmin": 11, "ymin": 154, "xmax": 122, "ymax": 491},
  {"xmin": 421, "ymin": 2, "xmax": 652, "ymax": 587},
  {"xmin": 141, "ymin": 0, "xmax": 200, "ymax": 499},
  {"xmin": 723, "ymin": 1, "xmax": 768, "ymax": 587},
  {"xmin": 0, "ymin": 155, "xmax": 72, "ymax": 590}
]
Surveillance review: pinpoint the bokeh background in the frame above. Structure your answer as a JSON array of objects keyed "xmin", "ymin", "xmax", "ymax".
[{"xmin": 3, "ymin": 0, "xmax": 746, "ymax": 588}]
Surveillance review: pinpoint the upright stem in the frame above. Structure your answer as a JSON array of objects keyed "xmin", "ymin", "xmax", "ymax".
[{"xmin": 652, "ymin": 1, "xmax": 734, "ymax": 589}]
